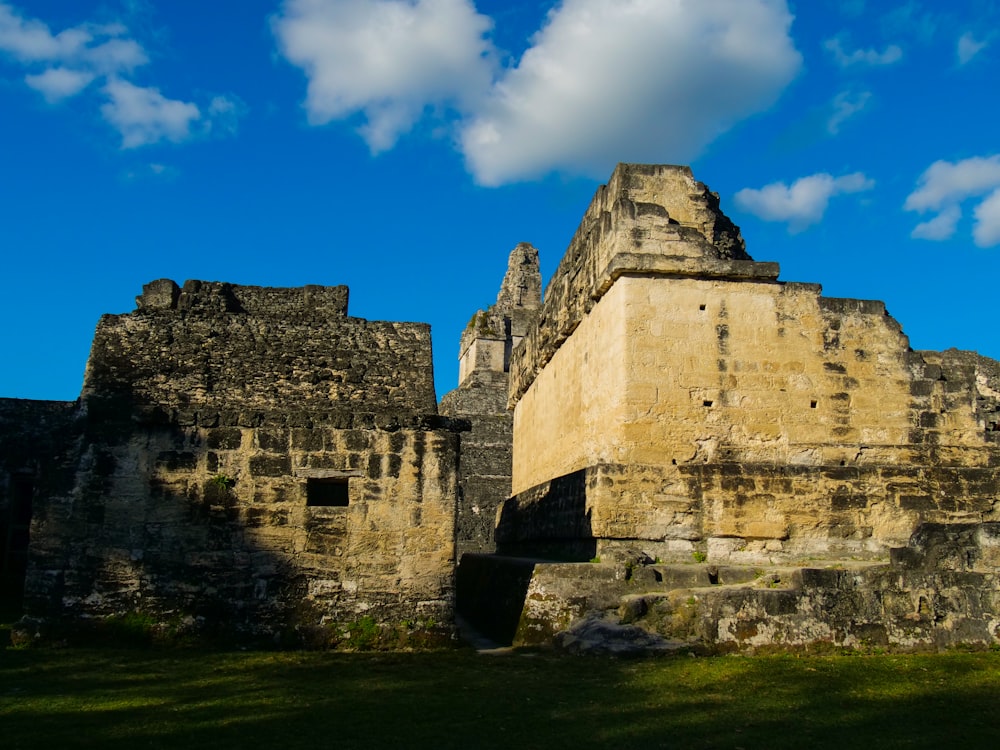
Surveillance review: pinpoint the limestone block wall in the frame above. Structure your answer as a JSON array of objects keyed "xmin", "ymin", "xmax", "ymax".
[
  {"xmin": 26, "ymin": 413, "xmax": 460, "ymax": 642},
  {"xmin": 510, "ymin": 164, "xmax": 753, "ymax": 404},
  {"xmin": 507, "ymin": 273, "xmax": 1000, "ymax": 560},
  {"xmin": 504, "ymin": 164, "xmax": 1000, "ymax": 563}
]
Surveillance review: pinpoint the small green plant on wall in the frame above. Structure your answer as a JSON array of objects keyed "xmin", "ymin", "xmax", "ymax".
[
  {"xmin": 211, "ymin": 473, "xmax": 235, "ymax": 489},
  {"xmin": 205, "ymin": 473, "xmax": 236, "ymax": 503}
]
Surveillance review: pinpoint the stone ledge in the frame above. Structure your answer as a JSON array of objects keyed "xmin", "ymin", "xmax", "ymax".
[
  {"xmin": 597, "ymin": 253, "xmax": 781, "ymax": 299},
  {"xmin": 293, "ymin": 468, "xmax": 364, "ymax": 479}
]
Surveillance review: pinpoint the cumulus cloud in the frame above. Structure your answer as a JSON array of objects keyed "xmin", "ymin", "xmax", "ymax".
[
  {"xmin": 904, "ymin": 156, "xmax": 1000, "ymax": 212},
  {"xmin": 461, "ymin": 0, "xmax": 801, "ymax": 185},
  {"xmin": 0, "ymin": 3, "xmax": 85, "ymax": 61},
  {"xmin": 733, "ymin": 172, "xmax": 875, "ymax": 232},
  {"xmin": 824, "ymin": 36, "xmax": 903, "ymax": 67},
  {"xmin": 273, "ymin": 0, "xmax": 801, "ymax": 184},
  {"xmin": 905, "ymin": 156, "xmax": 1000, "ymax": 246},
  {"xmin": 0, "ymin": 3, "xmax": 147, "ymax": 73},
  {"xmin": 911, "ymin": 205, "xmax": 961, "ymax": 241},
  {"xmin": 0, "ymin": 2, "xmax": 239, "ymax": 149},
  {"xmin": 273, "ymin": 0, "xmax": 495, "ymax": 153},
  {"xmin": 957, "ymin": 32, "xmax": 988, "ymax": 65},
  {"xmin": 24, "ymin": 66, "xmax": 95, "ymax": 101},
  {"xmin": 101, "ymin": 78, "xmax": 201, "ymax": 148},
  {"xmin": 827, "ymin": 90, "xmax": 871, "ymax": 134},
  {"xmin": 973, "ymin": 190, "xmax": 1000, "ymax": 247}
]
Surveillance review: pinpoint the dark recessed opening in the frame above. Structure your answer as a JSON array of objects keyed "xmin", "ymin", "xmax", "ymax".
[
  {"xmin": 2, "ymin": 473, "xmax": 34, "ymax": 602},
  {"xmin": 810, "ymin": 400, "xmax": 818, "ymax": 408},
  {"xmin": 306, "ymin": 477, "xmax": 349, "ymax": 507},
  {"xmin": 703, "ymin": 400, "xmax": 714, "ymax": 407},
  {"xmin": 699, "ymin": 304, "xmax": 706, "ymax": 311}
]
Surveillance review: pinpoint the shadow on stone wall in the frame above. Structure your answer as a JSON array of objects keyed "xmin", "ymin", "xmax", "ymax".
[
  {"xmin": 495, "ymin": 469, "xmax": 596, "ymax": 561},
  {"xmin": 19, "ymin": 402, "xmax": 461, "ymax": 649}
]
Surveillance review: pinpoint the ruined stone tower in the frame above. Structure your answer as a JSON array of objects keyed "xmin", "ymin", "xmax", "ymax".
[
  {"xmin": 441, "ymin": 243, "xmax": 541, "ymax": 554},
  {"xmin": 498, "ymin": 163, "xmax": 1000, "ymax": 563}
]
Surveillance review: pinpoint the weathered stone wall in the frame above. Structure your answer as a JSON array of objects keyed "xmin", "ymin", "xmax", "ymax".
[
  {"xmin": 477, "ymin": 523, "xmax": 1000, "ymax": 653},
  {"xmin": 0, "ymin": 399, "xmax": 77, "ymax": 601},
  {"xmin": 23, "ymin": 280, "xmax": 462, "ymax": 645},
  {"xmin": 505, "ymin": 164, "xmax": 1000, "ymax": 563},
  {"xmin": 26, "ymin": 415, "xmax": 460, "ymax": 643},
  {"xmin": 86, "ymin": 279, "xmax": 436, "ymax": 419},
  {"xmin": 510, "ymin": 164, "xmax": 756, "ymax": 404}
]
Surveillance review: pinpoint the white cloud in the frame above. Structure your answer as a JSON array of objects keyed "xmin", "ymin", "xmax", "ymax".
[
  {"xmin": 824, "ymin": 37, "xmax": 903, "ymax": 67},
  {"xmin": 733, "ymin": 172, "xmax": 874, "ymax": 232},
  {"xmin": 24, "ymin": 66, "xmax": 95, "ymax": 101},
  {"xmin": 973, "ymin": 189, "xmax": 1000, "ymax": 247},
  {"xmin": 272, "ymin": 0, "xmax": 495, "ymax": 153},
  {"xmin": 0, "ymin": 4, "xmax": 146, "ymax": 73},
  {"xmin": 957, "ymin": 32, "xmax": 988, "ymax": 65},
  {"xmin": 904, "ymin": 156, "xmax": 1000, "ymax": 212},
  {"xmin": 905, "ymin": 156, "xmax": 1000, "ymax": 246},
  {"xmin": 100, "ymin": 78, "xmax": 201, "ymax": 148},
  {"xmin": 461, "ymin": 0, "xmax": 801, "ymax": 185},
  {"xmin": 1, "ymin": 3, "xmax": 240, "ymax": 150},
  {"xmin": 0, "ymin": 3, "xmax": 84, "ymax": 61},
  {"xmin": 82, "ymin": 35, "xmax": 147, "ymax": 75},
  {"xmin": 911, "ymin": 205, "xmax": 960, "ymax": 241},
  {"xmin": 273, "ymin": 0, "xmax": 801, "ymax": 184},
  {"xmin": 827, "ymin": 90, "xmax": 871, "ymax": 134}
]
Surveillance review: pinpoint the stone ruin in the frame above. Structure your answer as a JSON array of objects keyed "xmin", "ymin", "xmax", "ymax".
[
  {"xmin": 2, "ymin": 280, "xmax": 463, "ymax": 646},
  {"xmin": 440, "ymin": 242, "xmax": 542, "ymax": 556},
  {"xmin": 3, "ymin": 163, "xmax": 1000, "ymax": 652}
]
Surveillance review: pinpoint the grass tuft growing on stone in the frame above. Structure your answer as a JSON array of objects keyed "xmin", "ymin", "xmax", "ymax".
[{"xmin": 1, "ymin": 647, "xmax": 999, "ymax": 749}]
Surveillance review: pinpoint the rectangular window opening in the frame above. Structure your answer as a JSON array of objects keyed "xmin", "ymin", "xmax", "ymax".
[
  {"xmin": 306, "ymin": 477, "xmax": 349, "ymax": 507},
  {"xmin": 702, "ymin": 400, "xmax": 714, "ymax": 407},
  {"xmin": 810, "ymin": 400, "xmax": 818, "ymax": 409}
]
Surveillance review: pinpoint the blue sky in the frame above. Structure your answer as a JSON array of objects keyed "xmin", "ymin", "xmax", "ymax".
[{"xmin": 2, "ymin": 0, "xmax": 998, "ymax": 403}]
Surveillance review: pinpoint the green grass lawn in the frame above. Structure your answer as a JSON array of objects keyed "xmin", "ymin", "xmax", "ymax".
[
  {"xmin": 0, "ymin": 649, "xmax": 1000, "ymax": 750},
  {"xmin": 1, "ymin": 646, "xmax": 998, "ymax": 749}
]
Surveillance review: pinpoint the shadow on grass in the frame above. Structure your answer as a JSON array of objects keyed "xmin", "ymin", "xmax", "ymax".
[{"xmin": 1, "ymin": 648, "xmax": 999, "ymax": 749}]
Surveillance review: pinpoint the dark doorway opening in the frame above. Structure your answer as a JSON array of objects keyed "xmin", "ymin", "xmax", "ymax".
[{"xmin": 1, "ymin": 473, "xmax": 34, "ymax": 613}]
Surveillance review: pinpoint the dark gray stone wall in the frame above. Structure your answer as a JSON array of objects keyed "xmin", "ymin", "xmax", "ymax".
[
  {"xmin": 87, "ymin": 278, "xmax": 436, "ymax": 419},
  {"xmin": 441, "ymin": 374, "xmax": 512, "ymax": 555},
  {"xmin": 0, "ymin": 399, "xmax": 77, "ymax": 603}
]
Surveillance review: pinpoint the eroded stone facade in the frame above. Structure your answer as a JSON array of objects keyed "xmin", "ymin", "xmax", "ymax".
[
  {"xmin": 499, "ymin": 164, "xmax": 1000, "ymax": 564},
  {"xmin": 20, "ymin": 279, "xmax": 463, "ymax": 645}
]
